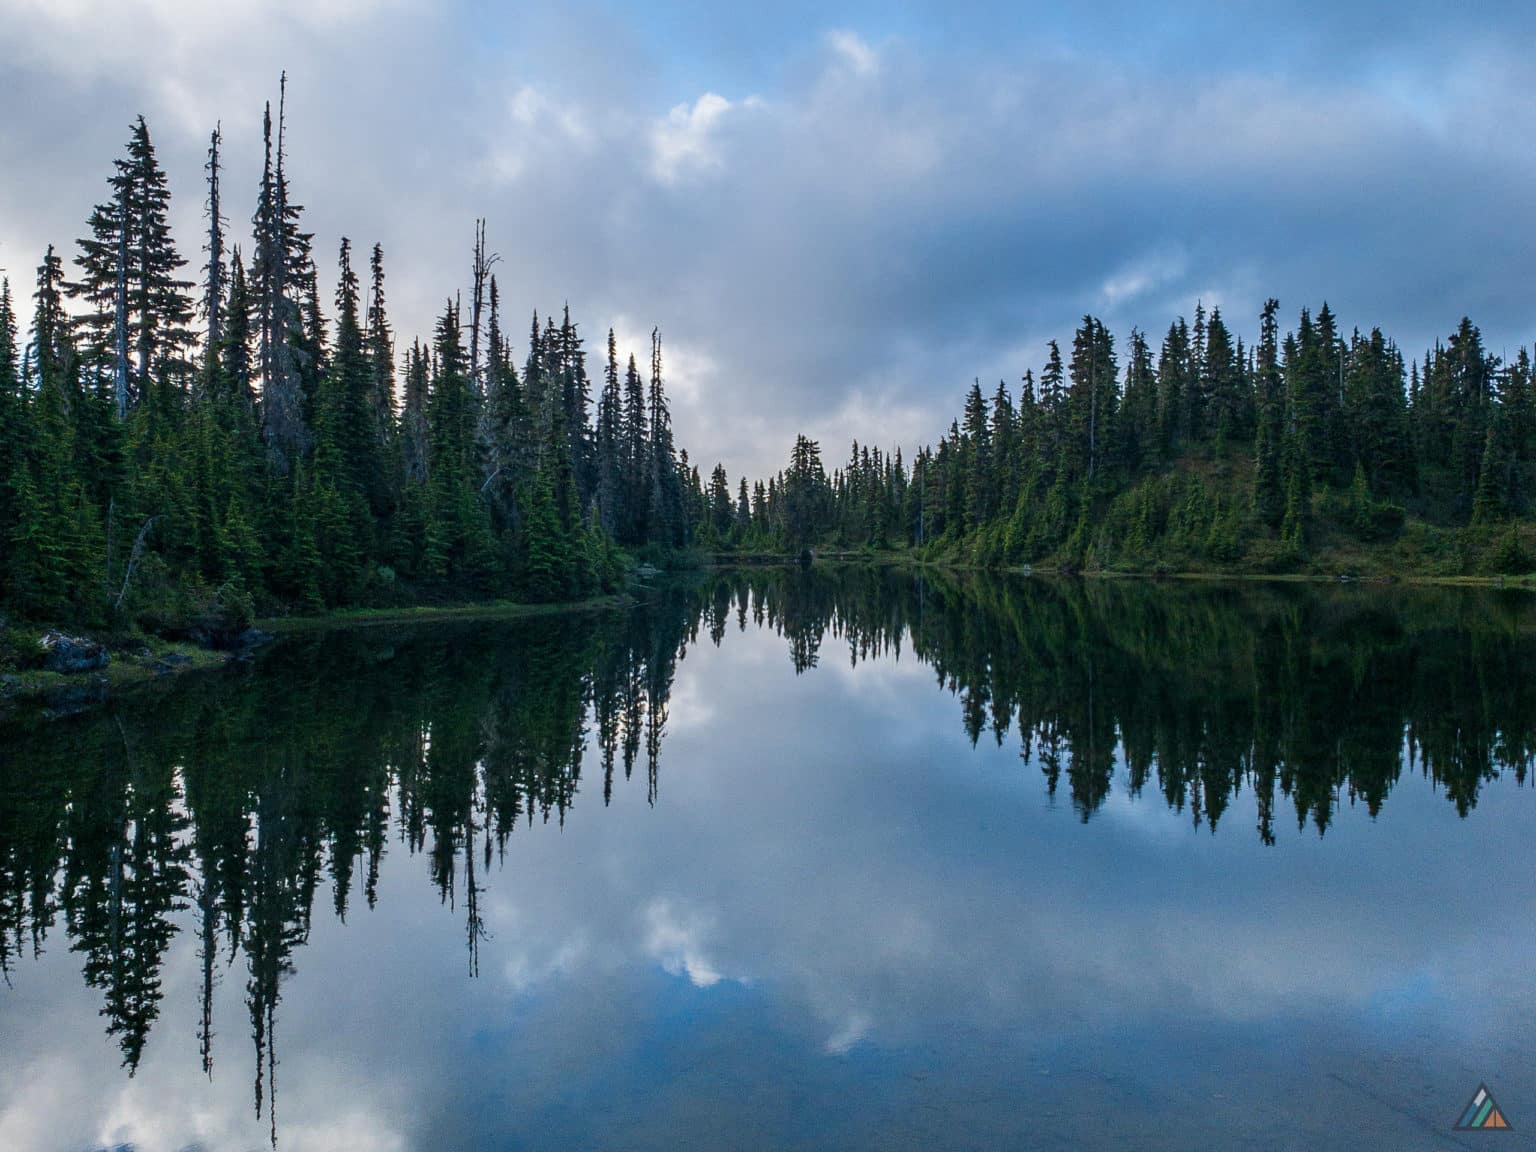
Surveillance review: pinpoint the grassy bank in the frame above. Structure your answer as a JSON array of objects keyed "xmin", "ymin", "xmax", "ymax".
[
  {"xmin": 1, "ymin": 586, "xmax": 647, "ymax": 721},
  {"xmin": 705, "ymin": 545, "xmax": 1536, "ymax": 589},
  {"xmin": 0, "ymin": 634, "xmax": 232, "ymax": 718},
  {"xmin": 256, "ymin": 592, "xmax": 631, "ymax": 633}
]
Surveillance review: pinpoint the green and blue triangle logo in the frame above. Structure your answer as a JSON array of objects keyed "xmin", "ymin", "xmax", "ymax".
[{"xmin": 1455, "ymin": 1083, "xmax": 1513, "ymax": 1131}]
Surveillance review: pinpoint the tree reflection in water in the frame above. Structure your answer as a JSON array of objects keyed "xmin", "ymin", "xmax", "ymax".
[{"xmin": 0, "ymin": 570, "xmax": 1531, "ymax": 1143}]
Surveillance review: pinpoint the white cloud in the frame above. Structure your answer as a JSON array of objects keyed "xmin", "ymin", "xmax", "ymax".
[
  {"xmin": 644, "ymin": 899, "xmax": 730, "ymax": 988},
  {"xmin": 1098, "ymin": 248, "xmax": 1190, "ymax": 310},
  {"xmin": 508, "ymin": 86, "xmax": 590, "ymax": 142},
  {"xmin": 502, "ymin": 933, "xmax": 590, "ymax": 993},
  {"xmin": 649, "ymin": 92, "xmax": 757, "ymax": 185},
  {"xmin": 813, "ymin": 389, "xmax": 933, "ymax": 462},
  {"xmin": 485, "ymin": 86, "xmax": 594, "ymax": 184},
  {"xmin": 827, "ymin": 29, "xmax": 880, "ymax": 78},
  {"xmin": 824, "ymin": 1011, "xmax": 873, "ymax": 1054},
  {"xmin": 3, "ymin": 0, "xmax": 416, "ymax": 132}
]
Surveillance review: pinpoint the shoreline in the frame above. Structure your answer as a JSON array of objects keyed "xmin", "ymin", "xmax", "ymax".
[
  {"xmin": 0, "ymin": 637, "xmax": 234, "ymax": 723},
  {"xmin": 0, "ymin": 592, "xmax": 636, "ymax": 721},
  {"xmin": 255, "ymin": 592, "xmax": 631, "ymax": 634},
  {"xmin": 4, "ymin": 563, "xmax": 1530, "ymax": 723},
  {"xmin": 706, "ymin": 550, "xmax": 1536, "ymax": 590}
]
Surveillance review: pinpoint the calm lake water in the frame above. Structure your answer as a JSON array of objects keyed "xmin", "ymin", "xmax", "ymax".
[{"xmin": 1, "ymin": 569, "xmax": 1534, "ymax": 1151}]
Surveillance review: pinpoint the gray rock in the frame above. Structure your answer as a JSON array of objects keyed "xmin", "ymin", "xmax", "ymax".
[{"xmin": 38, "ymin": 632, "xmax": 110, "ymax": 674}]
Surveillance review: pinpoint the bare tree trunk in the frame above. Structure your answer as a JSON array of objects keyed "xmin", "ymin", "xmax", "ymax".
[
  {"xmin": 467, "ymin": 218, "xmax": 499, "ymax": 398},
  {"xmin": 114, "ymin": 516, "xmax": 160, "ymax": 612}
]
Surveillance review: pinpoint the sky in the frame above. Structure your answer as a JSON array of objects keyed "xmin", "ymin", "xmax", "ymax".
[{"xmin": 2, "ymin": 0, "xmax": 1535, "ymax": 479}]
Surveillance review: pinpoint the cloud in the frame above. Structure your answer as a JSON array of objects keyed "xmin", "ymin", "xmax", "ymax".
[
  {"xmin": 649, "ymin": 92, "xmax": 758, "ymax": 185},
  {"xmin": 1097, "ymin": 248, "xmax": 1190, "ymax": 311},
  {"xmin": 2, "ymin": 2, "xmax": 1535, "ymax": 486},
  {"xmin": 827, "ymin": 29, "xmax": 879, "ymax": 78},
  {"xmin": 485, "ymin": 86, "xmax": 595, "ymax": 184},
  {"xmin": 824, "ymin": 1011, "xmax": 872, "ymax": 1054},
  {"xmin": 3, "ymin": 0, "xmax": 417, "ymax": 131},
  {"xmin": 643, "ymin": 898, "xmax": 730, "ymax": 988}
]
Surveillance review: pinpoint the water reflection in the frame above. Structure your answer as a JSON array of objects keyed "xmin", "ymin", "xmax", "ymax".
[
  {"xmin": 729, "ymin": 568, "xmax": 1536, "ymax": 835},
  {"xmin": 0, "ymin": 594, "xmax": 694, "ymax": 1142},
  {"xmin": 0, "ymin": 570, "xmax": 1532, "ymax": 1149}
]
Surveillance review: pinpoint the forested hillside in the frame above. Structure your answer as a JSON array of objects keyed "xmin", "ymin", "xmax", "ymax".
[
  {"xmin": 0, "ymin": 81, "xmax": 703, "ymax": 634},
  {"xmin": 718, "ymin": 304, "xmax": 1535, "ymax": 576}
]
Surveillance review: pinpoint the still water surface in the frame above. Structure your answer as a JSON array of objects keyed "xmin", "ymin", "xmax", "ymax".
[{"xmin": 1, "ymin": 569, "xmax": 1533, "ymax": 1150}]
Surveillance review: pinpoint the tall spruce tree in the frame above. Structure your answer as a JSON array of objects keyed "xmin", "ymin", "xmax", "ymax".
[
  {"xmin": 1252, "ymin": 299, "xmax": 1286, "ymax": 527},
  {"xmin": 424, "ymin": 301, "xmax": 492, "ymax": 583},
  {"xmin": 595, "ymin": 327, "xmax": 622, "ymax": 533},
  {"xmin": 69, "ymin": 116, "xmax": 195, "ymax": 416}
]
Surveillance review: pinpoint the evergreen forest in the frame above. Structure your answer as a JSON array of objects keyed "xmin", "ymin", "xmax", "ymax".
[
  {"xmin": 726, "ymin": 305, "xmax": 1536, "ymax": 575},
  {"xmin": 3, "ymin": 86, "xmax": 1534, "ymax": 643},
  {"xmin": 0, "ymin": 84, "xmax": 697, "ymax": 634}
]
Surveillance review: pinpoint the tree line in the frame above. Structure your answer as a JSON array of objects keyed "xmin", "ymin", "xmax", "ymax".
[
  {"xmin": 0, "ymin": 79, "xmax": 710, "ymax": 628},
  {"xmin": 707, "ymin": 303, "xmax": 1535, "ymax": 573}
]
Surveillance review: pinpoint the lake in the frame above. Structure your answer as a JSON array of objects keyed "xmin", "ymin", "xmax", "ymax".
[{"xmin": 1, "ymin": 568, "xmax": 1533, "ymax": 1151}]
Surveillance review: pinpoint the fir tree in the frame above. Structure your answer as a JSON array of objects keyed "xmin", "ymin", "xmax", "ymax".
[
  {"xmin": 424, "ymin": 302, "xmax": 492, "ymax": 584},
  {"xmin": 69, "ymin": 116, "xmax": 196, "ymax": 415}
]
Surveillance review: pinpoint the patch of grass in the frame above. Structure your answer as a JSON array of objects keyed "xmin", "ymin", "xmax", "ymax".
[
  {"xmin": 257, "ymin": 594, "xmax": 630, "ymax": 634},
  {"xmin": 0, "ymin": 635, "xmax": 232, "ymax": 718}
]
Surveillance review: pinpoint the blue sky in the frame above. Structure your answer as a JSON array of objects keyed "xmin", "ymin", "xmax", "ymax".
[{"xmin": 2, "ymin": 0, "xmax": 1534, "ymax": 477}]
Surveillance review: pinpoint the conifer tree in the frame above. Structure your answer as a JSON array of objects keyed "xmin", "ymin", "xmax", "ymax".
[
  {"xmin": 595, "ymin": 327, "xmax": 622, "ymax": 534},
  {"xmin": 364, "ymin": 243, "xmax": 396, "ymax": 451},
  {"xmin": 399, "ymin": 338, "xmax": 429, "ymax": 486},
  {"xmin": 1252, "ymin": 300, "xmax": 1286, "ymax": 528},
  {"xmin": 620, "ymin": 351, "xmax": 649, "ymax": 543},
  {"xmin": 1066, "ymin": 317, "xmax": 1116, "ymax": 481},
  {"xmin": 736, "ymin": 477, "xmax": 752, "ymax": 539},
  {"xmin": 1472, "ymin": 414, "xmax": 1515, "ymax": 525},
  {"xmin": 0, "ymin": 279, "xmax": 22, "ymax": 593},
  {"xmin": 69, "ymin": 116, "xmax": 195, "ymax": 415},
  {"xmin": 13, "ymin": 249, "xmax": 99, "ymax": 617},
  {"xmin": 1203, "ymin": 306, "xmax": 1246, "ymax": 443},
  {"xmin": 1039, "ymin": 339, "xmax": 1066, "ymax": 466},
  {"xmin": 200, "ymin": 125, "xmax": 226, "ymax": 388},
  {"xmin": 961, "ymin": 380, "xmax": 992, "ymax": 527},
  {"xmin": 1156, "ymin": 318, "xmax": 1190, "ymax": 453},
  {"xmin": 707, "ymin": 463, "xmax": 734, "ymax": 540},
  {"xmin": 558, "ymin": 305, "xmax": 594, "ymax": 506},
  {"xmin": 646, "ymin": 330, "xmax": 684, "ymax": 547},
  {"xmin": 1119, "ymin": 329, "xmax": 1155, "ymax": 470},
  {"xmin": 252, "ymin": 79, "xmax": 309, "ymax": 471},
  {"xmin": 424, "ymin": 302, "xmax": 492, "ymax": 583}
]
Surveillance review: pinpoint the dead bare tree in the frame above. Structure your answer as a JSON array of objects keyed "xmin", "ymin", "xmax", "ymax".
[
  {"xmin": 114, "ymin": 516, "xmax": 160, "ymax": 612},
  {"xmin": 467, "ymin": 218, "xmax": 500, "ymax": 398}
]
